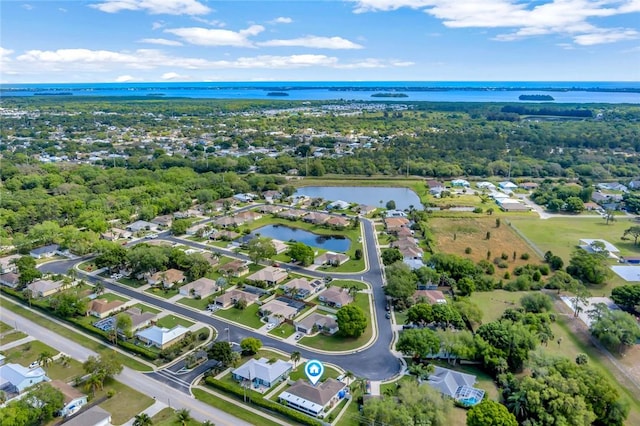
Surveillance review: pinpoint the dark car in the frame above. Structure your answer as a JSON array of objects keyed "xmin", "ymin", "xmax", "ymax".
[
  {"xmin": 385, "ymin": 312, "xmax": 391, "ymax": 319},
  {"xmin": 385, "ymin": 304, "xmax": 391, "ymax": 311}
]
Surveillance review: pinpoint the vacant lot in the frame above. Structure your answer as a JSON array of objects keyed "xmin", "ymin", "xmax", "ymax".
[{"xmin": 431, "ymin": 217, "xmax": 540, "ymax": 273}]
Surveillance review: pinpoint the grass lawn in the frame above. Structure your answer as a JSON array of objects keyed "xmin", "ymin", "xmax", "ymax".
[
  {"xmin": 0, "ymin": 330, "xmax": 27, "ymax": 345},
  {"xmin": 99, "ymin": 379, "xmax": 154, "ymax": 425},
  {"xmin": 193, "ymin": 388, "xmax": 283, "ymax": 426},
  {"xmin": 151, "ymin": 407, "xmax": 201, "ymax": 426},
  {"xmin": 4, "ymin": 340, "xmax": 59, "ymax": 366},
  {"xmin": 1, "ymin": 298, "xmax": 152, "ymax": 372},
  {"xmin": 430, "ymin": 217, "xmax": 541, "ymax": 275},
  {"xmin": 331, "ymin": 280, "xmax": 368, "ymax": 291},
  {"xmin": 214, "ymin": 304, "xmax": 264, "ymax": 329},
  {"xmin": 301, "ymin": 293, "xmax": 372, "ymax": 351},
  {"xmin": 78, "ymin": 260, "xmax": 98, "ymax": 272},
  {"xmin": 155, "ymin": 315, "xmax": 194, "ymax": 329},
  {"xmin": 394, "ymin": 310, "xmax": 408, "ymax": 327},
  {"xmin": 0, "ymin": 321, "xmax": 13, "ymax": 332},
  {"xmin": 45, "ymin": 358, "xmax": 85, "ymax": 382},
  {"xmin": 144, "ymin": 287, "xmax": 179, "ymax": 299},
  {"xmin": 470, "ymin": 290, "xmax": 531, "ymax": 323},
  {"xmin": 177, "ymin": 296, "xmax": 211, "ymax": 310},
  {"xmin": 335, "ymin": 399, "xmax": 361, "ymax": 426},
  {"xmin": 131, "ymin": 303, "xmax": 161, "ymax": 314},
  {"xmin": 268, "ymin": 322, "xmax": 296, "ymax": 338},
  {"xmin": 96, "ymin": 292, "xmax": 129, "ymax": 303},
  {"xmin": 289, "ymin": 364, "xmax": 341, "ymax": 382},
  {"xmin": 117, "ymin": 277, "xmax": 146, "ymax": 288}
]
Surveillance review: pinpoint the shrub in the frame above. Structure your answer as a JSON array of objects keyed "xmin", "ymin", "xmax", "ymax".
[
  {"xmin": 497, "ymin": 261, "xmax": 508, "ymax": 269},
  {"xmin": 473, "ymin": 207, "xmax": 483, "ymax": 214},
  {"xmin": 107, "ymin": 389, "xmax": 116, "ymax": 398},
  {"xmin": 520, "ymin": 253, "xmax": 530, "ymax": 260},
  {"xmin": 503, "ymin": 272, "xmax": 511, "ymax": 279},
  {"xmin": 501, "ymin": 252, "xmax": 509, "ymax": 260},
  {"xmin": 464, "ymin": 247, "xmax": 472, "ymax": 254}
]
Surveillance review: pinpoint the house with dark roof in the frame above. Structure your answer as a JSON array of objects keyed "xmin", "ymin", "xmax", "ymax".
[
  {"xmin": 232, "ymin": 358, "xmax": 292, "ymax": 389},
  {"xmin": 282, "ymin": 278, "xmax": 325, "ymax": 299},
  {"xmin": 62, "ymin": 405, "xmax": 111, "ymax": 426},
  {"xmin": 123, "ymin": 307, "xmax": 156, "ymax": 331},
  {"xmin": 50, "ymin": 380, "xmax": 87, "ymax": 417},
  {"xmin": 0, "ymin": 273, "xmax": 20, "ymax": 288},
  {"xmin": 318, "ymin": 287, "xmax": 353, "ymax": 308},
  {"xmin": 279, "ymin": 378, "xmax": 347, "ymax": 417}
]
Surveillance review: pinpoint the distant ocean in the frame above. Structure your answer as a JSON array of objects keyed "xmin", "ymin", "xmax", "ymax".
[{"xmin": 1, "ymin": 81, "xmax": 639, "ymax": 103}]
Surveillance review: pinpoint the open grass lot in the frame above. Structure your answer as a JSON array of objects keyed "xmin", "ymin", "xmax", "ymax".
[
  {"xmin": 1, "ymin": 298, "xmax": 152, "ymax": 371},
  {"xmin": 471, "ymin": 290, "xmax": 531, "ymax": 323},
  {"xmin": 150, "ymin": 407, "xmax": 201, "ymax": 426},
  {"xmin": 331, "ymin": 280, "xmax": 368, "ymax": 291},
  {"xmin": 99, "ymin": 379, "xmax": 154, "ymax": 425},
  {"xmin": 431, "ymin": 217, "xmax": 541, "ymax": 273},
  {"xmin": 4, "ymin": 340, "xmax": 58, "ymax": 366},
  {"xmin": 0, "ymin": 320, "xmax": 13, "ymax": 332},
  {"xmin": 177, "ymin": 296, "xmax": 211, "ymax": 310},
  {"xmin": 0, "ymin": 330, "xmax": 27, "ymax": 345},
  {"xmin": 193, "ymin": 388, "xmax": 283, "ymax": 426},
  {"xmin": 144, "ymin": 286, "xmax": 179, "ymax": 299},
  {"xmin": 117, "ymin": 277, "xmax": 146, "ymax": 288},
  {"xmin": 78, "ymin": 260, "xmax": 98, "ymax": 272},
  {"xmin": 510, "ymin": 217, "xmax": 639, "ymax": 261},
  {"xmin": 214, "ymin": 303, "xmax": 264, "ymax": 329},
  {"xmin": 155, "ymin": 314, "xmax": 194, "ymax": 329},
  {"xmin": 96, "ymin": 292, "xmax": 129, "ymax": 303},
  {"xmin": 301, "ymin": 293, "xmax": 372, "ymax": 351},
  {"xmin": 268, "ymin": 322, "xmax": 296, "ymax": 338},
  {"xmin": 131, "ymin": 303, "xmax": 160, "ymax": 314}
]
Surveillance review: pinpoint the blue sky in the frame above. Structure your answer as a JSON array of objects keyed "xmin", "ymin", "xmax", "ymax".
[{"xmin": 1, "ymin": 0, "xmax": 639, "ymax": 83}]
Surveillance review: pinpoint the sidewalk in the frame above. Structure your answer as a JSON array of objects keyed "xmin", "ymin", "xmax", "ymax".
[
  {"xmin": 122, "ymin": 400, "xmax": 168, "ymax": 425},
  {"xmin": 0, "ymin": 335, "xmax": 35, "ymax": 351}
]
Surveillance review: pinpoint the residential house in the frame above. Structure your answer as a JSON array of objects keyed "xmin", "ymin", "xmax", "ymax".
[
  {"xmin": 498, "ymin": 181, "xmax": 518, "ymax": 190},
  {"xmin": 233, "ymin": 193, "xmax": 256, "ymax": 203},
  {"xmin": 218, "ymin": 260, "xmax": 249, "ymax": 277},
  {"xmin": 294, "ymin": 313, "xmax": 339, "ymax": 335},
  {"xmin": 384, "ymin": 217, "xmax": 410, "ymax": 233},
  {"xmin": 426, "ymin": 180, "xmax": 445, "ymax": 196},
  {"xmin": 211, "ymin": 230, "xmax": 240, "ymax": 241},
  {"xmin": 353, "ymin": 204, "xmax": 377, "ymax": 215},
  {"xmin": 259, "ymin": 299, "xmax": 300, "ymax": 324},
  {"xmin": 125, "ymin": 220, "xmax": 158, "ymax": 233},
  {"xmin": 314, "ymin": 252, "xmax": 349, "ymax": 267},
  {"xmin": 179, "ymin": 277, "xmax": 219, "ymax": 298},
  {"xmin": 271, "ymin": 239, "xmax": 289, "ymax": 255},
  {"xmin": 27, "ymin": 279, "xmax": 63, "ymax": 298},
  {"xmin": 427, "ymin": 366, "xmax": 485, "ymax": 406},
  {"xmin": 451, "ymin": 179, "xmax": 470, "ymax": 187},
  {"xmin": 135, "ymin": 325, "xmax": 190, "ymax": 350},
  {"xmin": 151, "ymin": 215, "xmax": 173, "ymax": 228},
  {"xmin": 629, "ymin": 180, "xmax": 640, "ymax": 190},
  {"xmin": 213, "ymin": 216, "xmax": 240, "ymax": 228},
  {"xmin": 236, "ymin": 210, "xmax": 262, "ymax": 223},
  {"xmin": 279, "ymin": 378, "xmax": 347, "ymax": 417},
  {"xmin": 122, "ymin": 307, "xmax": 156, "ymax": 331},
  {"xmin": 246, "ymin": 266, "xmax": 288, "ymax": 286},
  {"xmin": 232, "ymin": 358, "xmax": 292, "ymax": 389},
  {"xmin": 0, "ymin": 273, "xmax": 20, "ymax": 288},
  {"xmin": 476, "ymin": 181, "xmax": 496, "ymax": 191},
  {"xmin": 201, "ymin": 252, "xmax": 220, "ymax": 267},
  {"xmin": 385, "ymin": 210, "xmax": 407, "ymax": 218},
  {"xmin": 214, "ymin": 289, "xmax": 259, "ymax": 308},
  {"xmin": 0, "ymin": 254, "xmax": 20, "ymax": 273},
  {"xmin": 304, "ymin": 212, "xmax": 331, "ymax": 225},
  {"xmin": 87, "ymin": 298, "xmax": 125, "ymax": 319},
  {"xmin": 262, "ymin": 190, "xmax": 282, "ymax": 203},
  {"xmin": 63, "ymin": 405, "xmax": 111, "ymax": 426},
  {"xmin": 258, "ymin": 205, "xmax": 284, "ymax": 214},
  {"xmin": 277, "ymin": 209, "xmax": 307, "ymax": 220},
  {"xmin": 520, "ymin": 182, "xmax": 539, "ymax": 190},
  {"xmin": 327, "ymin": 200, "xmax": 350, "ymax": 210},
  {"xmin": 396, "ymin": 227, "xmax": 414, "ymax": 238},
  {"xmin": 496, "ymin": 199, "xmax": 530, "ymax": 212},
  {"xmin": 584, "ymin": 202, "xmax": 601, "ymax": 211},
  {"xmin": 282, "ymin": 278, "xmax": 325, "ymax": 299},
  {"xmin": 29, "ymin": 244, "xmax": 60, "ymax": 259},
  {"xmin": 50, "ymin": 380, "xmax": 87, "ymax": 417},
  {"xmin": 597, "ymin": 182, "xmax": 628, "ymax": 192},
  {"xmin": 0, "ymin": 363, "xmax": 49, "ymax": 394},
  {"xmin": 318, "ymin": 287, "xmax": 353, "ymax": 308},
  {"xmin": 326, "ymin": 216, "xmax": 350, "ymax": 228},
  {"xmin": 100, "ymin": 228, "xmax": 132, "ymax": 241},
  {"xmin": 186, "ymin": 223, "xmax": 214, "ymax": 237},
  {"xmin": 398, "ymin": 246, "xmax": 424, "ymax": 261},
  {"xmin": 412, "ymin": 290, "xmax": 447, "ymax": 304},
  {"xmin": 147, "ymin": 269, "xmax": 185, "ymax": 288}
]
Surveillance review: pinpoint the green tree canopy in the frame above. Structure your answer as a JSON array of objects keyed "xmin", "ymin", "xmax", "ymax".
[
  {"xmin": 208, "ymin": 341, "xmax": 234, "ymax": 367},
  {"xmin": 396, "ymin": 328, "xmax": 441, "ymax": 359},
  {"xmin": 336, "ymin": 304, "xmax": 368, "ymax": 337},
  {"xmin": 467, "ymin": 400, "xmax": 517, "ymax": 426},
  {"xmin": 246, "ymin": 237, "xmax": 276, "ymax": 264},
  {"xmin": 566, "ymin": 249, "xmax": 611, "ymax": 285},
  {"xmin": 384, "ymin": 261, "xmax": 417, "ymax": 299},
  {"xmin": 240, "ymin": 337, "xmax": 262, "ymax": 355},
  {"xmin": 286, "ymin": 242, "xmax": 315, "ymax": 266}
]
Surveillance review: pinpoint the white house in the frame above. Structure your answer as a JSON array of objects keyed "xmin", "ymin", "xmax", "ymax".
[
  {"xmin": 451, "ymin": 179, "xmax": 470, "ymax": 187},
  {"xmin": 0, "ymin": 255, "xmax": 20, "ymax": 273},
  {"xmin": 125, "ymin": 220, "xmax": 158, "ymax": 233},
  {"xmin": 136, "ymin": 325, "xmax": 190, "ymax": 350},
  {"xmin": 231, "ymin": 358, "xmax": 293, "ymax": 389},
  {"xmin": 279, "ymin": 378, "xmax": 347, "ymax": 417},
  {"xmin": 327, "ymin": 200, "xmax": 350, "ymax": 210},
  {"xmin": 0, "ymin": 363, "xmax": 49, "ymax": 394},
  {"xmin": 498, "ymin": 181, "xmax": 518, "ymax": 190}
]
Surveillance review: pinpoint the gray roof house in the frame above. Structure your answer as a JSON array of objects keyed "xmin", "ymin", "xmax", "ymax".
[
  {"xmin": 126, "ymin": 220, "xmax": 158, "ymax": 233},
  {"xmin": 29, "ymin": 244, "xmax": 60, "ymax": 259},
  {"xmin": 427, "ymin": 366, "xmax": 485, "ymax": 406},
  {"xmin": 0, "ymin": 363, "xmax": 49, "ymax": 394},
  {"xmin": 279, "ymin": 378, "xmax": 346, "ymax": 417},
  {"xmin": 232, "ymin": 358, "xmax": 292, "ymax": 389},
  {"xmin": 294, "ymin": 313, "xmax": 339, "ymax": 335},
  {"xmin": 63, "ymin": 405, "xmax": 112, "ymax": 426}
]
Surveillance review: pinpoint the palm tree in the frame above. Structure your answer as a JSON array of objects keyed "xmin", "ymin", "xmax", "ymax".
[
  {"xmin": 84, "ymin": 373, "xmax": 103, "ymax": 395},
  {"xmin": 175, "ymin": 408, "xmax": 192, "ymax": 426},
  {"xmin": 133, "ymin": 413, "xmax": 153, "ymax": 426},
  {"xmin": 58, "ymin": 354, "xmax": 72, "ymax": 368},
  {"xmin": 290, "ymin": 351, "xmax": 301, "ymax": 367},
  {"xmin": 94, "ymin": 282, "xmax": 105, "ymax": 295},
  {"xmin": 506, "ymin": 390, "xmax": 529, "ymax": 421},
  {"xmin": 23, "ymin": 288, "xmax": 33, "ymax": 307},
  {"xmin": 37, "ymin": 351, "xmax": 54, "ymax": 368},
  {"xmin": 344, "ymin": 371, "xmax": 355, "ymax": 385}
]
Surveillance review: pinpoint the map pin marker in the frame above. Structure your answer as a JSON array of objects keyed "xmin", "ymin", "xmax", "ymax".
[{"xmin": 304, "ymin": 359, "xmax": 324, "ymax": 386}]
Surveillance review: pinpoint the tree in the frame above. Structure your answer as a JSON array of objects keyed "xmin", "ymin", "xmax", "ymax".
[
  {"xmin": 381, "ymin": 248, "xmax": 403, "ymax": 266},
  {"xmin": 407, "ymin": 362, "xmax": 433, "ymax": 379},
  {"xmin": 456, "ymin": 277, "xmax": 475, "ymax": 296},
  {"xmin": 396, "ymin": 328, "xmax": 440, "ymax": 359},
  {"xmin": 94, "ymin": 282, "xmax": 105, "ymax": 295},
  {"xmin": 611, "ymin": 284, "xmax": 640, "ymax": 312},
  {"xmin": 94, "ymin": 240, "xmax": 127, "ymax": 269},
  {"xmin": 50, "ymin": 292, "xmax": 87, "ymax": 318},
  {"xmin": 208, "ymin": 341, "xmax": 234, "ymax": 367},
  {"xmin": 25, "ymin": 383, "xmax": 64, "ymax": 424},
  {"xmin": 336, "ymin": 305, "xmax": 367, "ymax": 337},
  {"xmin": 37, "ymin": 351, "xmax": 54, "ymax": 368},
  {"xmin": 566, "ymin": 249, "xmax": 611, "ymax": 285},
  {"xmin": 240, "ymin": 337, "xmax": 262, "ymax": 355},
  {"xmin": 623, "ymin": 225, "xmax": 640, "ymax": 246},
  {"xmin": 286, "ymin": 242, "xmax": 315, "ymax": 266},
  {"xmin": 590, "ymin": 308, "xmax": 640, "ymax": 354},
  {"xmin": 133, "ymin": 413, "xmax": 153, "ymax": 426},
  {"xmin": 496, "ymin": 218, "xmax": 501, "ymax": 228},
  {"xmin": 175, "ymin": 408, "xmax": 192, "ymax": 426},
  {"xmin": 384, "ymin": 261, "xmax": 417, "ymax": 299},
  {"xmin": 565, "ymin": 196, "xmax": 585, "ymax": 212},
  {"xmin": 82, "ymin": 352, "xmax": 123, "ymax": 388},
  {"xmin": 467, "ymin": 400, "xmax": 517, "ymax": 426},
  {"xmin": 386, "ymin": 200, "xmax": 396, "ymax": 210},
  {"xmin": 575, "ymin": 353, "xmax": 589, "ymax": 365},
  {"xmin": 14, "ymin": 256, "xmax": 42, "ymax": 286},
  {"xmin": 520, "ymin": 293, "xmax": 552, "ymax": 313},
  {"xmin": 603, "ymin": 209, "xmax": 615, "ymax": 225},
  {"xmin": 290, "ymin": 351, "xmax": 301, "ymax": 366},
  {"xmin": 170, "ymin": 218, "xmax": 190, "ymax": 236},
  {"xmin": 246, "ymin": 237, "xmax": 276, "ymax": 264},
  {"xmin": 116, "ymin": 313, "xmax": 133, "ymax": 339}
]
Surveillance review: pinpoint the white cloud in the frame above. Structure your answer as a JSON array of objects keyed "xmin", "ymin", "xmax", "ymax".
[
  {"xmin": 139, "ymin": 38, "xmax": 183, "ymax": 46},
  {"xmin": 165, "ymin": 25, "xmax": 264, "ymax": 47},
  {"xmin": 391, "ymin": 60, "xmax": 415, "ymax": 66},
  {"xmin": 351, "ymin": 0, "xmax": 640, "ymax": 45},
  {"xmin": 59, "ymin": 8, "xmax": 67, "ymax": 13},
  {"xmin": 258, "ymin": 36, "xmax": 363, "ymax": 49},
  {"xmin": 22, "ymin": 4, "xmax": 33, "ymax": 11},
  {"xmin": 270, "ymin": 17, "xmax": 293, "ymax": 24},
  {"xmin": 192, "ymin": 17, "xmax": 226, "ymax": 27},
  {"xmin": 115, "ymin": 75, "xmax": 136, "ymax": 82},
  {"xmin": 91, "ymin": 0, "xmax": 211, "ymax": 16},
  {"xmin": 152, "ymin": 21, "xmax": 165, "ymax": 30},
  {"xmin": 0, "ymin": 47, "xmax": 14, "ymax": 59},
  {"xmin": 161, "ymin": 72, "xmax": 188, "ymax": 80}
]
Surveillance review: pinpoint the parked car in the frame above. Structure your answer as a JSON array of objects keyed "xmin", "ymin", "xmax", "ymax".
[
  {"xmin": 385, "ymin": 312, "xmax": 391, "ymax": 319},
  {"xmin": 294, "ymin": 333, "xmax": 303, "ymax": 340},
  {"xmin": 29, "ymin": 361, "xmax": 39, "ymax": 369},
  {"xmin": 266, "ymin": 323, "xmax": 276, "ymax": 331}
]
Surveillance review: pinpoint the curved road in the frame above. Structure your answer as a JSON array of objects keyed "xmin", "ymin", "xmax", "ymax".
[{"xmin": 39, "ymin": 218, "xmax": 400, "ymax": 380}]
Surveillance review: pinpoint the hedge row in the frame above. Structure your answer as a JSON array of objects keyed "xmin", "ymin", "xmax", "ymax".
[
  {"xmin": 204, "ymin": 377, "xmax": 323, "ymax": 426},
  {"xmin": 1, "ymin": 287, "xmax": 158, "ymax": 360}
]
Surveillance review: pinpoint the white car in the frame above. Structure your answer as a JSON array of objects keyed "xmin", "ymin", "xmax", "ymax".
[
  {"xmin": 29, "ymin": 361, "xmax": 40, "ymax": 369},
  {"xmin": 266, "ymin": 323, "xmax": 276, "ymax": 331}
]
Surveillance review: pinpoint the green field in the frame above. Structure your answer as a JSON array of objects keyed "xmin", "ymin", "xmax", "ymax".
[
  {"xmin": 0, "ymin": 321, "xmax": 13, "ymax": 333},
  {"xmin": 96, "ymin": 292, "xmax": 130, "ymax": 303},
  {"xmin": 214, "ymin": 303, "xmax": 264, "ymax": 329},
  {"xmin": 0, "ymin": 330, "xmax": 27, "ymax": 345},
  {"xmin": 177, "ymin": 296, "xmax": 211, "ymax": 310},
  {"xmin": 155, "ymin": 314, "xmax": 194, "ymax": 329},
  {"xmin": 268, "ymin": 322, "xmax": 296, "ymax": 338},
  {"xmin": 193, "ymin": 388, "xmax": 283, "ymax": 426},
  {"xmin": 150, "ymin": 408, "xmax": 201, "ymax": 426},
  {"xmin": 131, "ymin": 303, "xmax": 161, "ymax": 314},
  {"xmin": 144, "ymin": 287, "xmax": 179, "ymax": 299},
  {"xmin": 99, "ymin": 379, "xmax": 154, "ymax": 425}
]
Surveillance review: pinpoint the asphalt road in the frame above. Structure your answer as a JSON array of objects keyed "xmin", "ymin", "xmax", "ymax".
[
  {"xmin": 0, "ymin": 307, "xmax": 252, "ymax": 426},
  {"xmin": 38, "ymin": 216, "xmax": 400, "ymax": 380}
]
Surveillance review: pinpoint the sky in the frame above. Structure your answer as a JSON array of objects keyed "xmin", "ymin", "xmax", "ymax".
[{"xmin": 1, "ymin": 0, "xmax": 639, "ymax": 83}]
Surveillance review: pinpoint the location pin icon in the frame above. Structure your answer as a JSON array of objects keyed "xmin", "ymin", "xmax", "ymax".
[{"xmin": 304, "ymin": 359, "xmax": 324, "ymax": 386}]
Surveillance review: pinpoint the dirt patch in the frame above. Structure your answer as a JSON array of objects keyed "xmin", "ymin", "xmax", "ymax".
[{"xmin": 431, "ymin": 217, "xmax": 541, "ymax": 274}]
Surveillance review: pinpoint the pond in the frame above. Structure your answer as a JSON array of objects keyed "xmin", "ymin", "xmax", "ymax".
[
  {"xmin": 294, "ymin": 186, "xmax": 422, "ymax": 211},
  {"xmin": 251, "ymin": 224, "xmax": 350, "ymax": 253}
]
